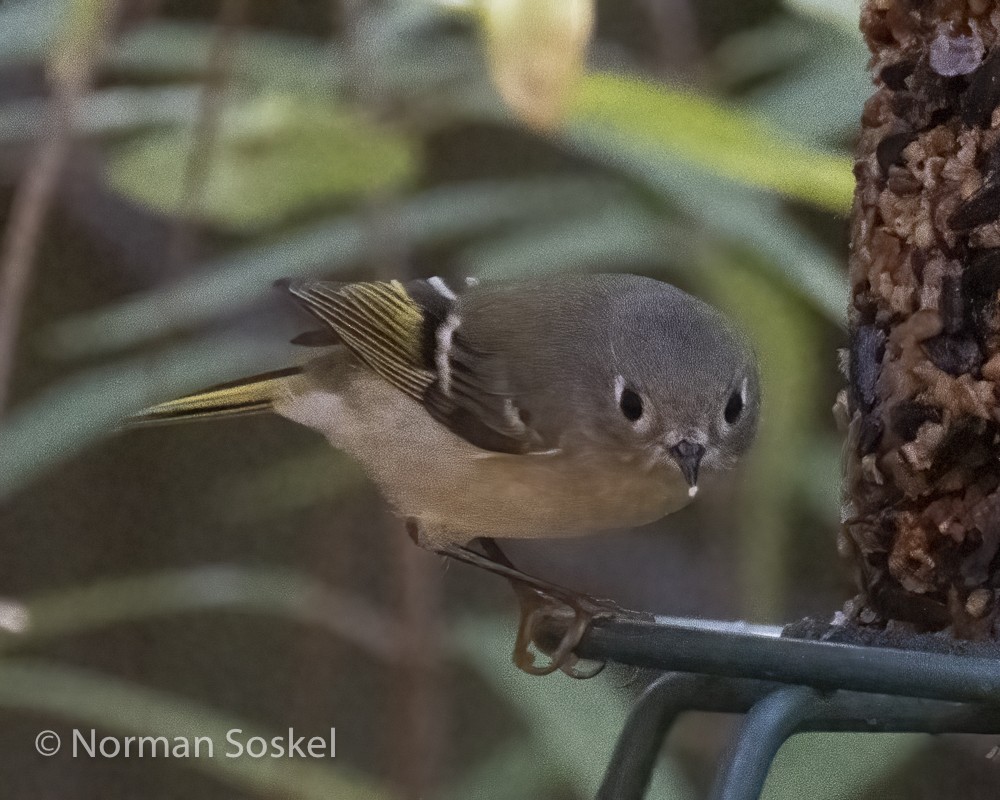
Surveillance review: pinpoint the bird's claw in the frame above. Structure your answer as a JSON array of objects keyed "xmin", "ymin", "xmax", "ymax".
[
  {"xmin": 424, "ymin": 536, "xmax": 647, "ymax": 678},
  {"xmin": 511, "ymin": 586, "xmax": 636, "ymax": 679}
]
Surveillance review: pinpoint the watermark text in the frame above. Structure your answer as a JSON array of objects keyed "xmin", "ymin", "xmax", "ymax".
[{"xmin": 34, "ymin": 728, "xmax": 336, "ymax": 759}]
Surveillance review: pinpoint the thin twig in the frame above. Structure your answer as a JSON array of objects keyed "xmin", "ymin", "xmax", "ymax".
[
  {"xmin": 0, "ymin": 104, "xmax": 69, "ymax": 413},
  {"xmin": 166, "ymin": 0, "xmax": 245, "ymax": 270},
  {"xmin": 644, "ymin": 0, "xmax": 704, "ymax": 80},
  {"xmin": 327, "ymin": 2, "xmax": 449, "ymax": 791},
  {"xmin": 393, "ymin": 535, "xmax": 447, "ymax": 799},
  {"xmin": 119, "ymin": 0, "xmax": 164, "ymax": 30},
  {"xmin": 336, "ymin": 0, "xmax": 449, "ymax": 787},
  {"xmin": 0, "ymin": 12, "xmax": 116, "ymax": 416}
]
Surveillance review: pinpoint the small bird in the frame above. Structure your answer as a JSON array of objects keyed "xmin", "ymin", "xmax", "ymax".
[{"xmin": 137, "ymin": 273, "xmax": 760, "ymax": 675}]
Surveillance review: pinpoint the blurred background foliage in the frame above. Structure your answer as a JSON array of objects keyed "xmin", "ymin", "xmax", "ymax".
[{"xmin": 2, "ymin": 0, "xmax": 995, "ymax": 798}]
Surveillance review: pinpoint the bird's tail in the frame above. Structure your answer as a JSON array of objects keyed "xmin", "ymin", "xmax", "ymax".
[{"xmin": 132, "ymin": 367, "xmax": 302, "ymax": 425}]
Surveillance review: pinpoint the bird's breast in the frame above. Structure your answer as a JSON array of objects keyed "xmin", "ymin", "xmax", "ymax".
[
  {"xmin": 428, "ymin": 452, "xmax": 693, "ymax": 542},
  {"xmin": 276, "ymin": 365, "xmax": 694, "ymax": 545}
]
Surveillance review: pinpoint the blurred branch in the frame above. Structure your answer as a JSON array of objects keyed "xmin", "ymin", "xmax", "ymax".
[
  {"xmin": 167, "ymin": 0, "xmax": 245, "ymax": 268},
  {"xmin": 392, "ymin": 537, "xmax": 447, "ymax": 798},
  {"xmin": 0, "ymin": 103, "xmax": 70, "ymax": 413},
  {"xmin": 643, "ymin": 0, "xmax": 703, "ymax": 80},
  {"xmin": 0, "ymin": 0, "xmax": 117, "ymax": 414},
  {"xmin": 337, "ymin": 0, "xmax": 381, "ymax": 104}
]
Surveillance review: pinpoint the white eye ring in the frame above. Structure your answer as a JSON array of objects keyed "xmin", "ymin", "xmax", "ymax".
[
  {"xmin": 614, "ymin": 375, "xmax": 626, "ymax": 404},
  {"xmin": 614, "ymin": 375, "xmax": 645, "ymax": 424}
]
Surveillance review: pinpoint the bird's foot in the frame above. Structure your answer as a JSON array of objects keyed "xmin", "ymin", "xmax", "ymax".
[
  {"xmin": 513, "ymin": 587, "xmax": 608, "ymax": 678},
  {"xmin": 421, "ymin": 533, "xmax": 650, "ymax": 679},
  {"xmin": 511, "ymin": 583, "xmax": 647, "ymax": 678}
]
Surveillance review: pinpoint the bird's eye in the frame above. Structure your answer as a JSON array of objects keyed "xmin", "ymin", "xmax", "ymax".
[
  {"xmin": 724, "ymin": 390, "xmax": 744, "ymax": 425},
  {"xmin": 619, "ymin": 388, "xmax": 644, "ymax": 422}
]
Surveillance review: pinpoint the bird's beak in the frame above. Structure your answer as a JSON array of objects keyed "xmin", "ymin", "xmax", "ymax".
[{"xmin": 669, "ymin": 440, "xmax": 705, "ymax": 498}]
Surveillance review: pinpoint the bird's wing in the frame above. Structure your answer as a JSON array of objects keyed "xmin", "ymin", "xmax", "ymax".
[
  {"xmin": 282, "ymin": 277, "xmax": 549, "ymax": 455},
  {"xmin": 283, "ymin": 279, "xmax": 434, "ymax": 401}
]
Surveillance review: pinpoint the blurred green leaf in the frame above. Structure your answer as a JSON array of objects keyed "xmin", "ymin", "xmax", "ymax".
[
  {"xmin": 0, "ymin": 85, "xmax": 201, "ymax": 142},
  {"xmin": 0, "ymin": 332, "xmax": 291, "ymax": 499},
  {"xmin": 460, "ymin": 201, "xmax": 693, "ymax": 279},
  {"xmin": 746, "ymin": 19, "xmax": 868, "ymax": 144},
  {"xmin": 0, "ymin": 659, "xmax": 390, "ymax": 800},
  {"xmin": 108, "ymin": 21, "xmax": 342, "ymax": 93},
  {"xmin": 566, "ymin": 128, "xmax": 847, "ymax": 324},
  {"xmin": 48, "ymin": 177, "xmax": 637, "ymax": 357},
  {"xmin": 763, "ymin": 732, "xmax": 924, "ymax": 800},
  {"xmin": 455, "ymin": 616, "xmax": 693, "ymax": 800},
  {"xmin": 0, "ymin": 565, "xmax": 400, "ymax": 660},
  {"xmin": 106, "ymin": 94, "xmax": 419, "ymax": 230},
  {"xmin": 569, "ymin": 72, "xmax": 853, "ymax": 213},
  {"xmin": 108, "ymin": 16, "xmax": 478, "ymax": 115},
  {"xmin": 712, "ymin": 17, "xmax": 815, "ymax": 91}
]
